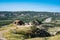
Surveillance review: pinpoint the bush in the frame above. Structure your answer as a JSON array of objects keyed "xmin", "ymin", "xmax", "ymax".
[{"xmin": 56, "ymin": 31, "xmax": 60, "ymax": 35}]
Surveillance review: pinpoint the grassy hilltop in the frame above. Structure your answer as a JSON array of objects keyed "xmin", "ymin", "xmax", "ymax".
[{"xmin": 0, "ymin": 23, "xmax": 60, "ymax": 40}]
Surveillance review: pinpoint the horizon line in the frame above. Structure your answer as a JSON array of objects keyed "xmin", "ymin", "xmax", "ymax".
[{"xmin": 0, "ymin": 10, "xmax": 60, "ymax": 12}]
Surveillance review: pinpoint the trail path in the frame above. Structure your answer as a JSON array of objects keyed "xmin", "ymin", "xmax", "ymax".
[
  {"xmin": 0, "ymin": 30, "xmax": 8, "ymax": 40},
  {"xmin": 0, "ymin": 26, "xmax": 16, "ymax": 40}
]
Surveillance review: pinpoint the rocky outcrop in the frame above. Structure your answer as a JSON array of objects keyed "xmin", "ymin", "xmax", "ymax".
[{"xmin": 13, "ymin": 20, "xmax": 25, "ymax": 25}]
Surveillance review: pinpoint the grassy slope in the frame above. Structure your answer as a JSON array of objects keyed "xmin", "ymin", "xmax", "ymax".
[
  {"xmin": 26, "ymin": 35, "xmax": 60, "ymax": 40},
  {"xmin": 0, "ymin": 24, "xmax": 15, "ymax": 31},
  {"xmin": 0, "ymin": 24, "xmax": 60, "ymax": 40},
  {"xmin": 4, "ymin": 32, "xmax": 60, "ymax": 40}
]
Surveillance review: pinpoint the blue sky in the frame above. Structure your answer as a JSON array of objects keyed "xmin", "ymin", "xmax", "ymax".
[{"xmin": 0, "ymin": 0, "xmax": 60, "ymax": 12}]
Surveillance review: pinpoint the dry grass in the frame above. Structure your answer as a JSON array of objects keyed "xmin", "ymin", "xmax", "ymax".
[
  {"xmin": 3, "ymin": 31, "xmax": 25, "ymax": 40},
  {"xmin": 25, "ymin": 37, "xmax": 47, "ymax": 40},
  {"xmin": 1, "ymin": 24, "xmax": 60, "ymax": 40},
  {"xmin": 2, "ymin": 25, "xmax": 36, "ymax": 40},
  {"xmin": 0, "ymin": 24, "xmax": 16, "ymax": 31},
  {"xmin": 48, "ymin": 35, "xmax": 60, "ymax": 40}
]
